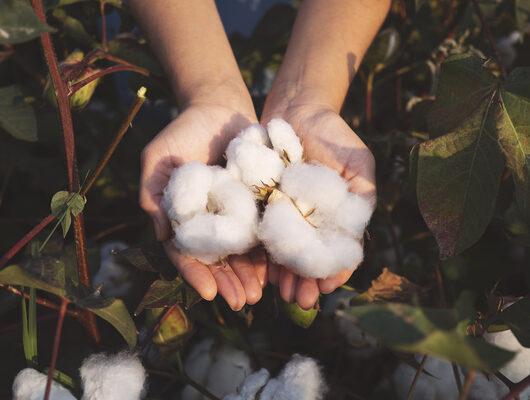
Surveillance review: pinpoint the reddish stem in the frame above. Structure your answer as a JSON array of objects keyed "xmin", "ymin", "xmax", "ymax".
[
  {"xmin": 0, "ymin": 214, "xmax": 55, "ymax": 269},
  {"xmin": 70, "ymin": 64, "xmax": 148, "ymax": 95},
  {"xmin": 1, "ymin": 285, "xmax": 80, "ymax": 318},
  {"xmin": 43, "ymin": 299, "xmax": 69, "ymax": 400},
  {"xmin": 31, "ymin": 0, "xmax": 77, "ymax": 190},
  {"xmin": 502, "ymin": 375, "xmax": 530, "ymax": 400}
]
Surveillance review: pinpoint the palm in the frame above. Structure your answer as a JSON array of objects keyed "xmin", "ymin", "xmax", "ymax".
[
  {"xmin": 140, "ymin": 104, "xmax": 267, "ymax": 310},
  {"xmin": 265, "ymin": 106, "xmax": 376, "ymax": 309}
]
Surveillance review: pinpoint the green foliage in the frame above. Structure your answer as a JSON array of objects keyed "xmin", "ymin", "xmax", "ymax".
[
  {"xmin": 0, "ymin": 85, "xmax": 37, "ymax": 141},
  {"xmin": 342, "ymin": 296, "xmax": 514, "ymax": 372},
  {"xmin": 0, "ymin": 0, "xmax": 53, "ymax": 44},
  {"xmin": 417, "ymin": 55, "xmax": 530, "ymax": 258},
  {"xmin": 50, "ymin": 190, "xmax": 86, "ymax": 237},
  {"xmin": 282, "ymin": 300, "xmax": 318, "ymax": 329}
]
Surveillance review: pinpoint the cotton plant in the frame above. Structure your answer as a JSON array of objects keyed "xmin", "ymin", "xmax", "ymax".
[
  {"xmin": 92, "ymin": 241, "xmax": 131, "ymax": 298},
  {"xmin": 181, "ymin": 338, "xmax": 327, "ymax": 400},
  {"xmin": 162, "ymin": 118, "xmax": 374, "ymax": 278},
  {"xmin": 12, "ymin": 352, "xmax": 147, "ymax": 400}
]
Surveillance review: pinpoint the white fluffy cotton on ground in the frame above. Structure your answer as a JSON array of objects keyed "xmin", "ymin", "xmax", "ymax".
[
  {"xmin": 80, "ymin": 352, "xmax": 146, "ymax": 400},
  {"xmin": 259, "ymin": 354, "xmax": 327, "ymax": 400},
  {"xmin": 162, "ymin": 162, "xmax": 259, "ymax": 264},
  {"xmin": 12, "ymin": 368, "xmax": 76, "ymax": 400},
  {"xmin": 484, "ymin": 329, "xmax": 530, "ymax": 383},
  {"xmin": 93, "ymin": 241, "xmax": 131, "ymax": 298},
  {"xmin": 258, "ymin": 163, "xmax": 373, "ymax": 279},
  {"xmin": 182, "ymin": 338, "xmax": 253, "ymax": 400},
  {"xmin": 390, "ymin": 354, "xmax": 530, "ymax": 400}
]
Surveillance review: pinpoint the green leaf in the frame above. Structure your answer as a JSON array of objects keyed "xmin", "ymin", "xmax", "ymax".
[
  {"xmin": 501, "ymin": 296, "xmax": 530, "ymax": 348},
  {"xmin": 0, "ymin": 85, "xmax": 37, "ymax": 141},
  {"xmin": 498, "ymin": 68, "xmax": 530, "ymax": 225},
  {"xmin": 516, "ymin": 0, "xmax": 530, "ymax": 30},
  {"xmin": 50, "ymin": 191, "xmax": 86, "ymax": 237},
  {"xmin": 107, "ymin": 39, "xmax": 163, "ymax": 76},
  {"xmin": 135, "ymin": 277, "xmax": 200, "ymax": 315},
  {"xmin": 341, "ymin": 302, "xmax": 514, "ymax": 372},
  {"xmin": 0, "ymin": 264, "xmax": 136, "ymax": 347},
  {"xmin": 0, "ymin": 264, "xmax": 66, "ymax": 297},
  {"xmin": 145, "ymin": 306, "xmax": 190, "ymax": 347},
  {"xmin": 89, "ymin": 299, "xmax": 137, "ymax": 347},
  {"xmin": 0, "ymin": 0, "xmax": 53, "ymax": 44},
  {"xmin": 282, "ymin": 301, "xmax": 318, "ymax": 329},
  {"xmin": 51, "ymin": 8, "xmax": 96, "ymax": 47},
  {"xmin": 417, "ymin": 54, "xmax": 504, "ymax": 258}
]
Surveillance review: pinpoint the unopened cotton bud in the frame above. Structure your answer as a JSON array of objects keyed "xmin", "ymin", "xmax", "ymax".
[
  {"xmin": 12, "ymin": 368, "xmax": 76, "ymax": 400},
  {"xmin": 80, "ymin": 352, "xmax": 146, "ymax": 400},
  {"xmin": 266, "ymin": 119, "xmax": 303, "ymax": 163}
]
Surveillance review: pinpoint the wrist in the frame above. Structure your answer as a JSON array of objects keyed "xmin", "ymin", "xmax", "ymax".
[
  {"xmin": 176, "ymin": 74, "xmax": 254, "ymax": 116},
  {"xmin": 261, "ymin": 78, "xmax": 340, "ymax": 124}
]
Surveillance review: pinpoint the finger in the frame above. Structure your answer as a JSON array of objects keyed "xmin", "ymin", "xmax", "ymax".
[
  {"xmin": 318, "ymin": 269, "xmax": 353, "ymax": 294},
  {"xmin": 140, "ymin": 146, "xmax": 173, "ymax": 241},
  {"xmin": 163, "ymin": 242, "xmax": 217, "ymax": 300},
  {"xmin": 210, "ymin": 263, "xmax": 246, "ymax": 311},
  {"xmin": 249, "ymin": 249, "xmax": 268, "ymax": 288},
  {"xmin": 279, "ymin": 267, "xmax": 298, "ymax": 303},
  {"xmin": 296, "ymin": 278, "xmax": 320, "ymax": 310},
  {"xmin": 228, "ymin": 254, "xmax": 263, "ymax": 305},
  {"xmin": 268, "ymin": 260, "xmax": 280, "ymax": 286}
]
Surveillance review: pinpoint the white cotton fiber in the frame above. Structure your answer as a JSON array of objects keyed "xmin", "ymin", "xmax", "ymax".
[
  {"xmin": 238, "ymin": 123, "xmax": 270, "ymax": 146},
  {"xmin": 266, "ymin": 119, "xmax": 303, "ymax": 163},
  {"xmin": 80, "ymin": 352, "xmax": 146, "ymax": 400},
  {"xmin": 182, "ymin": 339, "xmax": 253, "ymax": 400},
  {"xmin": 390, "ymin": 355, "xmax": 516, "ymax": 400},
  {"xmin": 484, "ymin": 329, "xmax": 530, "ymax": 383},
  {"xmin": 223, "ymin": 369, "xmax": 270, "ymax": 400},
  {"xmin": 93, "ymin": 241, "xmax": 131, "ymax": 298},
  {"xmin": 332, "ymin": 194, "xmax": 374, "ymax": 239},
  {"xmin": 163, "ymin": 162, "xmax": 259, "ymax": 264},
  {"xmin": 12, "ymin": 368, "xmax": 76, "ymax": 400},
  {"xmin": 280, "ymin": 163, "xmax": 348, "ymax": 214},
  {"xmin": 258, "ymin": 197, "xmax": 363, "ymax": 279},
  {"xmin": 260, "ymin": 354, "xmax": 326, "ymax": 400},
  {"xmin": 225, "ymin": 137, "xmax": 285, "ymax": 188},
  {"xmin": 162, "ymin": 161, "xmax": 213, "ymax": 224}
]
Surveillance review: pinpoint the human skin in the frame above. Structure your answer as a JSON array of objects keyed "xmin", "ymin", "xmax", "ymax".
[
  {"xmin": 129, "ymin": 1, "xmax": 266, "ymax": 311},
  {"xmin": 261, "ymin": 0, "xmax": 390, "ymax": 309},
  {"xmin": 131, "ymin": 0, "xmax": 390, "ymax": 311}
]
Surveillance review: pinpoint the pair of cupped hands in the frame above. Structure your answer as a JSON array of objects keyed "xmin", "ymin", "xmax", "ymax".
[{"xmin": 139, "ymin": 90, "xmax": 376, "ymax": 311}]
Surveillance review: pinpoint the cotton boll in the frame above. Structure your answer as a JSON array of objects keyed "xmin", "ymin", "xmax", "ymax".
[
  {"xmin": 266, "ymin": 119, "xmax": 303, "ymax": 163},
  {"xmin": 484, "ymin": 329, "xmax": 530, "ymax": 383},
  {"xmin": 225, "ymin": 138, "xmax": 285, "ymax": 188},
  {"xmin": 225, "ymin": 369, "xmax": 270, "ymax": 400},
  {"xmin": 333, "ymin": 194, "xmax": 374, "ymax": 239},
  {"xmin": 260, "ymin": 355, "xmax": 327, "ymax": 400},
  {"xmin": 258, "ymin": 199, "xmax": 363, "ymax": 278},
  {"xmin": 280, "ymin": 163, "xmax": 348, "ymax": 214},
  {"xmin": 93, "ymin": 241, "xmax": 131, "ymax": 298},
  {"xmin": 12, "ymin": 368, "xmax": 76, "ymax": 400},
  {"xmin": 162, "ymin": 161, "xmax": 213, "ymax": 224},
  {"xmin": 80, "ymin": 352, "xmax": 146, "ymax": 400},
  {"xmin": 182, "ymin": 339, "xmax": 253, "ymax": 400},
  {"xmin": 164, "ymin": 163, "xmax": 259, "ymax": 264},
  {"xmin": 391, "ymin": 356, "xmax": 510, "ymax": 400},
  {"xmin": 238, "ymin": 123, "xmax": 270, "ymax": 146}
]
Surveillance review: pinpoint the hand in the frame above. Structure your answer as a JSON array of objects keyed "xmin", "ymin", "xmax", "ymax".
[
  {"xmin": 262, "ymin": 103, "xmax": 376, "ymax": 310},
  {"xmin": 140, "ymin": 102, "xmax": 267, "ymax": 310}
]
